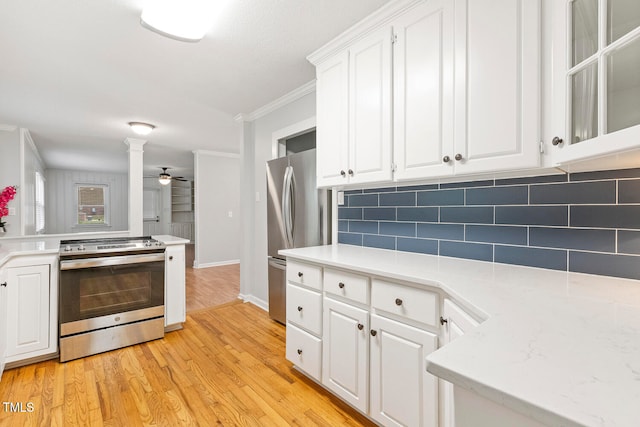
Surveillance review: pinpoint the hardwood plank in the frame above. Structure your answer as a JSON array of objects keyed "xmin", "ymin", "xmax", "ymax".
[{"xmin": 0, "ymin": 302, "xmax": 373, "ymax": 426}]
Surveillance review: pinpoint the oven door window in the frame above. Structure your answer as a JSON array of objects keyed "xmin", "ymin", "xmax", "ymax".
[{"xmin": 60, "ymin": 261, "xmax": 164, "ymax": 324}]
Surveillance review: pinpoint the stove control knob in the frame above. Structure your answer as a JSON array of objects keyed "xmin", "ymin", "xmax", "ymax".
[
  {"xmin": 144, "ymin": 240, "xmax": 152, "ymax": 247},
  {"xmin": 78, "ymin": 244, "xmax": 85, "ymax": 251},
  {"xmin": 64, "ymin": 245, "xmax": 72, "ymax": 252}
]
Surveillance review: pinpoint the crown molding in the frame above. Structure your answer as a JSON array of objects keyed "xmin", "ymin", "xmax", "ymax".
[
  {"xmin": 192, "ymin": 149, "xmax": 240, "ymax": 159},
  {"xmin": 307, "ymin": 0, "xmax": 423, "ymax": 65},
  {"xmin": 0, "ymin": 124, "xmax": 18, "ymax": 132},
  {"xmin": 237, "ymin": 80, "xmax": 316, "ymax": 122}
]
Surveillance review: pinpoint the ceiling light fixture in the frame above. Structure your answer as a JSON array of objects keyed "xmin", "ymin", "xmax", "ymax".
[
  {"xmin": 128, "ymin": 122, "xmax": 155, "ymax": 136},
  {"xmin": 158, "ymin": 167, "xmax": 172, "ymax": 185},
  {"xmin": 140, "ymin": 0, "xmax": 229, "ymax": 42}
]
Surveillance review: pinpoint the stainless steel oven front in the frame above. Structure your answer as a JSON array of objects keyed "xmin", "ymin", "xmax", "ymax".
[{"xmin": 59, "ymin": 251, "xmax": 165, "ymax": 362}]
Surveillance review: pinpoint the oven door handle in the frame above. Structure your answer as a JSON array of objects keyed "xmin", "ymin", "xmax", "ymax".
[{"xmin": 60, "ymin": 253, "xmax": 165, "ymax": 270}]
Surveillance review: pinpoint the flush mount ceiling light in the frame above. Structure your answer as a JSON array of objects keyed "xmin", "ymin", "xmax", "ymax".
[
  {"xmin": 128, "ymin": 122, "xmax": 155, "ymax": 136},
  {"xmin": 158, "ymin": 167, "xmax": 172, "ymax": 185},
  {"xmin": 140, "ymin": 0, "xmax": 229, "ymax": 42}
]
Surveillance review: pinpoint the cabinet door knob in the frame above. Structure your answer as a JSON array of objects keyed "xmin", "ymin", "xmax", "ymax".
[
  {"xmin": 454, "ymin": 153, "xmax": 463, "ymax": 161},
  {"xmin": 0, "ymin": 282, "xmax": 6, "ymax": 287},
  {"xmin": 338, "ymin": 282, "xmax": 345, "ymax": 289},
  {"xmin": 357, "ymin": 323, "xmax": 364, "ymax": 330},
  {"xmin": 348, "ymin": 169, "xmax": 354, "ymax": 176},
  {"xmin": 297, "ymin": 271, "xmax": 303, "ymax": 278},
  {"xmin": 395, "ymin": 298, "xmax": 403, "ymax": 306},
  {"xmin": 297, "ymin": 306, "xmax": 303, "ymax": 312},
  {"xmin": 552, "ymin": 136, "xmax": 564, "ymax": 146},
  {"xmin": 340, "ymin": 170, "xmax": 346, "ymax": 177},
  {"xmin": 442, "ymin": 155, "xmax": 450, "ymax": 163},
  {"xmin": 169, "ymin": 256, "xmax": 174, "ymax": 260},
  {"xmin": 440, "ymin": 316, "xmax": 448, "ymax": 326},
  {"xmin": 370, "ymin": 329, "xmax": 377, "ymax": 336},
  {"xmin": 297, "ymin": 349, "xmax": 303, "ymax": 355}
]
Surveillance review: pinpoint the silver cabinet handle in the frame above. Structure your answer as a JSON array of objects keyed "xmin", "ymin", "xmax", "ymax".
[
  {"xmin": 338, "ymin": 282, "xmax": 345, "ymax": 289},
  {"xmin": 440, "ymin": 316, "xmax": 448, "ymax": 325},
  {"xmin": 442, "ymin": 155, "xmax": 450, "ymax": 163},
  {"xmin": 357, "ymin": 323, "xmax": 364, "ymax": 330},
  {"xmin": 340, "ymin": 170, "xmax": 346, "ymax": 177},
  {"xmin": 370, "ymin": 330, "xmax": 377, "ymax": 336},
  {"xmin": 297, "ymin": 306, "xmax": 303, "ymax": 312},
  {"xmin": 348, "ymin": 169, "xmax": 354, "ymax": 176},
  {"xmin": 395, "ymin": 298, "xmax": 403, "ymax": 306},
  {"xmin": 454, "ymin": 153, "xmax": 463, "ymax": 161},
  {"xmin": 297, "ymin": 349, "xmax": 302, "ymax": 355}
]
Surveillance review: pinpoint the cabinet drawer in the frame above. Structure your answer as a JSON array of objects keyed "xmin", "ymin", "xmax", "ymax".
[
  {"xmin": 286, "ymin": 324, "xmax": 322, "ymax": 381},
  {"xmin": 324, "ymin": 268, "xmax": 369, "ymax": 304},
  {"xmin": 286, "ymin": 283, "xmax": 322, "ymax": 336},
  {"xmin": 371, "ymin": 279, "xmax": 439, "ymax": 327},
  {"xmin": 286, "ymin": 260, "xmax": 322, "ymax": 291}
]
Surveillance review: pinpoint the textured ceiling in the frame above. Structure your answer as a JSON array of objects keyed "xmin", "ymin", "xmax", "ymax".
[{"xmin": 0, "ymin": 0, "xmax": 390, "ymax": 177}]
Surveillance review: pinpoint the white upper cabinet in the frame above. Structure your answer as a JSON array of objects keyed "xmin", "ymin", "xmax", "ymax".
[
  {"xmin": 315, "ymin": 27, "xmax": 393, "ymax": 187},
  {"xmin": 312, "ymin": 0, "xmax": 541, "ymax": 187},
  {"xmin": 393, "ymin": 0, "xmax": 455, "ymax": 180},
  {"xmin": 547, "ymin": 0, "xmax": 640, "ymax": 165},
  {"xmin": 349, "ymin": 27, "xmax": 393, "ymax": 185},
  {"xmin": 451, "ymin": 0, "xmax": 541, "ymax": 175},
  {"xmin": 316, "ymin": 51, "xmax": 350, "ymax": 186}
]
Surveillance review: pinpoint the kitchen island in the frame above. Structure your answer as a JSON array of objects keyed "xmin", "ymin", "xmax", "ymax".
[{"xmin": 280, "ymin": 244, "xmax": 640, "ymax": 427}]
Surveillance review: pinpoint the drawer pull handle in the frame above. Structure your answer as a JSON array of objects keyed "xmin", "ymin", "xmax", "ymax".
[
  {"xmin": 0, "ymin": 282, "xmax": 6, "ymax": 287},
  {"xmin": 395, "ymin": 298, "xmax": 403, "ymax": 306},
  {"xmin": 440, "ymin": 316, "xmax": 448, "ymax": 326},
  {"xmin": 297, "ymin": 271, "xmax": 303, "ymax": 278},
  {"xmin": 338, "ymin": 282, "xmax": 345, "ymax": 289},
  {"xmin": 169, "ymin": 256, "xmax": 174, "ymax": 260},
  {"xmin": 370, "ymin": 330, "xmax": 377, "ymax": 337},
  {"xmin": 297, "ymin": 349, "xmax": 303, "ymax": 355},
  {"xmin": 357, "ymin": 323, "xmax": 364, "ymax": 331},
  {"xmin": 297, "ymin": 306, "xmax": 303, "ymax": 312},
  {"xmin": 340, "ymin": 170, "xmax": 346, "ymax": 177}
]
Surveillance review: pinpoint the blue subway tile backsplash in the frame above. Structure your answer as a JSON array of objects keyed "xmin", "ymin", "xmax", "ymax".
[{"xmin": 337, "ymin": 168, "xmax": 640, "ymax": 280}]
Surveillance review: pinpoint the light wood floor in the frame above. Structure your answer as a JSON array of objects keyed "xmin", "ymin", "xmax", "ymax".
[
  {"xmin": 185, "ymin": 244, "xmax": 240, "ymax": 312},
  {"xmin": 0, "ymin": 301, "xmax": 374, "ymax": 426}
]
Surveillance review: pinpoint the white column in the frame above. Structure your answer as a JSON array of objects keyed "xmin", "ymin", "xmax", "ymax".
[
  {"xmin": 235, "ymin": 115, "xmax": 255, "ymax": 300},
  {"xmin": 124, "ymin": 138, "xmax": 146, "ymax": 236}
]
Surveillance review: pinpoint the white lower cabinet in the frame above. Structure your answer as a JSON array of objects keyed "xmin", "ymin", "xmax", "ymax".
[
  {"xmin": 441, "ymin": 299, "xmax": 480, "ymax": 427},
  {"xmin": 5, "ymin": 262, "xmax": 54, "ymax": 363},
  {"xmin": 286, "ymin": 324, "xmax": 322, "ymax": 381},
  {"xmin": 286, "ymin": 259, "xmax": 462, "ymax": 427},
  {"xmin": 164, "ymin": 244, "xmax": 186, "ymax": 327},
  {"xmin": 322, "ymin": 297, "xmax": 369, "ymax": 413},
  {"xmin": 370, "ymin": 313, "xmax": 438, "ymax": 427}
]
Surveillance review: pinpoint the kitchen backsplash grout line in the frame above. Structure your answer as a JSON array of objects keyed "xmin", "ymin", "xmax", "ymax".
[{"xmin": 338, "ymin": 167, "xmax": 640, "ymax": 280}]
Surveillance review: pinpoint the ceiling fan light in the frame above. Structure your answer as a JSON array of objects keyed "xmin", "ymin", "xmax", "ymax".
[
  {"xmin": 128, "ymin": 122, "xmax": 155, "ymax": 135},
  {"xmin": 158, "ymin": 173, "xmax": 172, "ymax": 185},
  {"xmin": 140, "ymin": 0, "xmax": 228, "ymax": 42}
]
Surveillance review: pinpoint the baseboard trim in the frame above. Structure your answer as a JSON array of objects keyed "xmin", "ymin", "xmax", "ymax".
[
  {"xmin": 239, "ymin": 294, "xmax": 268, "ymax": 312},
  {"xmin": 194, "ymin": 259, "xmax": 240, "ymax": 269}
]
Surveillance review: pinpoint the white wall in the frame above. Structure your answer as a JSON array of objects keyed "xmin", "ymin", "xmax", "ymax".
[
  {"xmin": 45, "ymin": 169, "xmax": 129, "ymax": 234},
  {"xmin": 240, "ymin": 89, "xmax": 316, "ymax": 308},
  {"xmin": 194, "ymin": 151, "xmax": 241, "ymax": 267},
  {"xmin": 0, "ymin": 128, "xmax": 26, "ymax": 236}
]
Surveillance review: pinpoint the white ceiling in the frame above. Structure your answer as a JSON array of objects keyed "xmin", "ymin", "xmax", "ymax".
[{"xmin": 0, "ymin": 0, "xmax": 390, "ymax": 179}]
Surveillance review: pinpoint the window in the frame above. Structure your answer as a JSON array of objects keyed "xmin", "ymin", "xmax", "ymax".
[
  {"xmin": 77, "ymin": 184, "xmax": 109, "ymax": 225},
  {"xmin": 35, "ymin": 171, "xmax": 45, "ymax": 233}
]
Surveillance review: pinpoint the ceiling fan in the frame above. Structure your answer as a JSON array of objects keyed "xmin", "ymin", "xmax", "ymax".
[{"xmin": 146, "ymin": 167, "xmax": 188, "ymax": 185}]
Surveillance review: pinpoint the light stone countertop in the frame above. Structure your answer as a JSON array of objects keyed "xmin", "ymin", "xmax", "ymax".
[
  {"xmin": 280, "ymin": 244, "xmax": 640, "ymax": 427},
  {"xmin": 152, "ymin": 235, "xmax": 190, "ymax": 245}
]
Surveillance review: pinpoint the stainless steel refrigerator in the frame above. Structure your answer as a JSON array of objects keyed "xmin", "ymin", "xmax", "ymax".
[{"xmin": 267, "ymin": 149, "xmax": 331, "ymax": 324}]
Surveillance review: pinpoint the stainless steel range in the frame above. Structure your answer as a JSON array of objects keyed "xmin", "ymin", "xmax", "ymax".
[{"xmin": 58, "ymin": 236, "xmax": 166, "ymax": 362}]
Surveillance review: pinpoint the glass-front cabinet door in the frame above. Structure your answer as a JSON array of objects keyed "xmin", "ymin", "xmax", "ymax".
[{"xmin": 549, "ymin": 0, "xmax": 640, "ymax": 165}]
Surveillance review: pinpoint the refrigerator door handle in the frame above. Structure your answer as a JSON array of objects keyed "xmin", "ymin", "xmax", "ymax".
[{"xmin": 282, "ymin": 165, "xmax": 295, "ymax": 248}]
